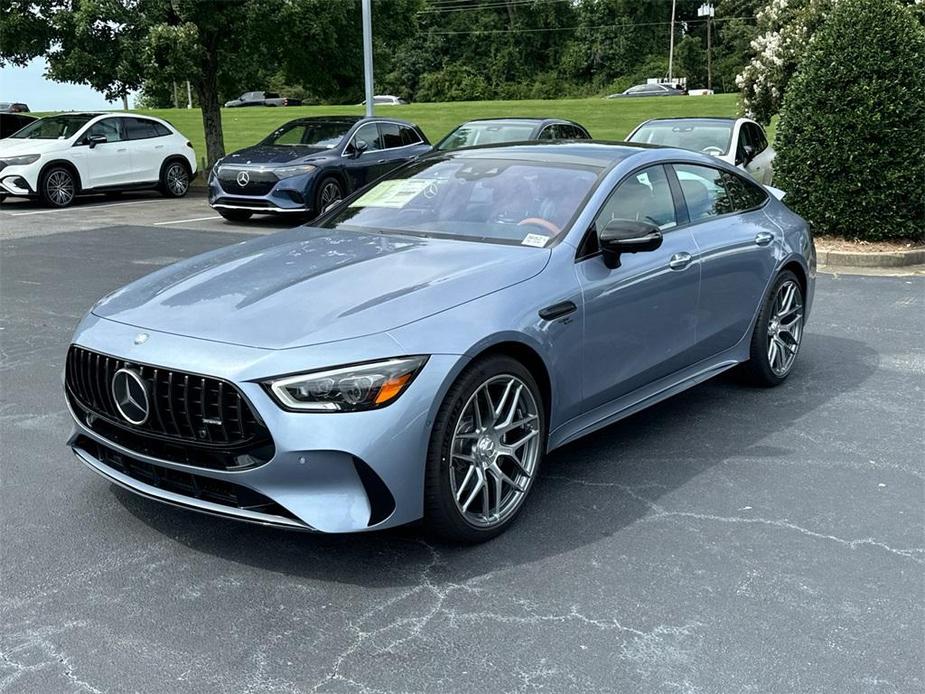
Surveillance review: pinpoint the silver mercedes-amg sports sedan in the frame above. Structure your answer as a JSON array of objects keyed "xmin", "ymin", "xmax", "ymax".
[{"xmin": 65, "ymin": 142, "xmax": 815, "ymax": 542}]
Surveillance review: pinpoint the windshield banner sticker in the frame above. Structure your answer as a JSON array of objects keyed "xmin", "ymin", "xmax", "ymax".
[
  {"xmin": 521, "ymin": 233, "xmax": 549, "ymax": 248},
  {"xmin": 350, "ymin": 179, "xmax": 436, "ymax": 208}
]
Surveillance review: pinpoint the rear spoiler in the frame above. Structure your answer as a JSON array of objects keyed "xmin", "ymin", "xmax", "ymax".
[{"xmin": 765, "ymin": 185, "xmax": 786, "ymax": 201}]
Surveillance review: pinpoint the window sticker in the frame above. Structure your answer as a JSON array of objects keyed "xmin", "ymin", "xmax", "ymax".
[
  {"xmin": 521, "ymin": 233, "xmax": 549, "ymax": 248},
  {"xmin": 349, "ymin": 179, "xmax": 436, "ymax": 208}
]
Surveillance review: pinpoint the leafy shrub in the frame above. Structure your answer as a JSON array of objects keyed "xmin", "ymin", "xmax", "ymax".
[
  {"xmin": 774, "ymin": 0, "xmax": 925, "ymax": 241},
  {"xmin": 416, "ymin": 65, "xmax": 490, "ymax": 102}
]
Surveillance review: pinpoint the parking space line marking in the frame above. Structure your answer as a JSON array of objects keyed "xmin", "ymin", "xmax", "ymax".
[
  {"xmin": 153, "ymin": 216, "xmax": 222, "ymax": 226},
  {"xmin": 7, "ymin": 200, "xmax": 164, "ymax": 216}
]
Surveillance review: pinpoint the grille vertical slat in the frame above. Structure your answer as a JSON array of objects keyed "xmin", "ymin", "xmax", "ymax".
[{"xmin": 181, "ymin": 374, "xmax": 194, "ymax": 438}]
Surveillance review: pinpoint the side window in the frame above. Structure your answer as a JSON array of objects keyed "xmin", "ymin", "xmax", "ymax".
[
  {"xmin": 721, "ymin": 171, "xmax": 769, "ymax": 210},
  {"xmin": 735, "ymin": 125, "xmax": 753, "ymax": 165},
  {"xmin": 352, "ymin": 123, "xmax": 382, "ymax": 152},
  {"xmin": 379, "ymin": 122, "xmax": 403, "ymax": 149},
  {"xmin": 152, "ymin": 122, "xmax": 171, "ymax": 137},
  {"xmin": 86, "ymin": 118, "xmax": 123, "ymax": 143},
  {"xmin": 674, "ymin": 164, "xmax": 736, "ymax": 220},
  {"xmin": 537, "ymin": 125, "xmax": 556, "ymax": 140},
  {"xmin": 748, "ymin": 123, "xmax": 767, "ymax": 154},
  {"xmin": 595, "ymin": 165, "xmax": 678, "ymax": 232},
  {"xmin": 569, "ymin": 125, "xmax": 590, "ymax": 140},
  {"xmin": 399, "ymin": 126, "xmax": 421, "ymax": 146},
  {"xmin": 124, "ymin": 118, "xmax": 158, "ymax": 140}
]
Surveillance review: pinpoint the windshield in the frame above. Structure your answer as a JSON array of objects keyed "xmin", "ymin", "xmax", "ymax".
[
  {"xmin": 11, "ymin": 114, "xmax": 95, "ymax": 140},
  {"xmin": 628, "ymin": 121, "xmax": 734, "ymax": 155},
  {"xmin": 262, "ymin": 121, "xmax": 352, "ymax": 148},
  {"xmin": 321, "ymin": 156, "xmax": 601, "ymax": 246},
  {"xmin": 437, "ymin": 122, "xmax": 538, "ymax": 151}
]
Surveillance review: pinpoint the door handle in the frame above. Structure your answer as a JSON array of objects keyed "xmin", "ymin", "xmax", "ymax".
[
  {"xmin": 377, "ymin": 159, "xmax": 387, "ymax": 164},
  {"xmin": 754, "ymin": 231, "xmax": 774, "ymax": 246},
  {"xmin": 668, "ymin": 252, "xmax": 693, "ymax": 270},
  {"xmin": 155, "ymin": 144, "xmax": 164, "ymax": 149},
  {"xmin": 116, "ymin": 148, "xmax": 127, "ymax": 152}
]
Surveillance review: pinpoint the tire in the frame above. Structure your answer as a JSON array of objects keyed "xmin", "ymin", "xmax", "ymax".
[
  {"xmin": 743, "ymin": 270, "xmax": 805, "ymax": 387},
  {"xmin": 314, "ymin": 176, "xmax": 344, "ymax": 216},
  {"xmin": 160, "ymin": 159, "xmax": 190, "ymax": 198},
  {"xmin": 217, "ymin": 208, "xmax": 253, "ymax": 222},
  {"xmin": 40, "ymin": 166, "xmax": 77, "ymax": 208},
  {"xmin": 424, "ymin": 355, "xmax": 546, "ymax": 543}
]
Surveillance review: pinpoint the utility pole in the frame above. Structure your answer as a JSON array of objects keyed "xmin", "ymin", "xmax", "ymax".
[
  {"xmin": 698, "ymin": 3, "xmax": 715, "ymax": 90},
  {"xmin": 186, "ymin": 80, "xmax": 192, "ymax": 109},
  {"xmin": 172, "ymin": 80, "xmax": 179, "ymax": 109},
  {"xmin": 362, "ymin": 0, "xmax": 374, "ymax": 117},
  {"xmin": 668, "ymin": 0, "xmax": 677, "ymax": 84}
]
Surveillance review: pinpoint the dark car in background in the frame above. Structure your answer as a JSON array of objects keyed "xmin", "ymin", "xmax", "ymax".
[
  {"xmin": 0, "ymin": 102, "xmax": 30, "ymax": 113},
  {"xmin": 607, "ymin": 83, "xmax": 686, "ymax": 98},
  {"xmin": 0, "ymin": 112, "xmax": 37, "ymax": 138},
  {"xmin": 224, "ymin": 91, "xmax": 302, "ymax": 108},
  {"xmin": 208, "ymin": 115, "xmax": 431, "ymax": 221},
  {"xmin": 435, "ymin": 117, "xmax": 590, "ymax": 151}
]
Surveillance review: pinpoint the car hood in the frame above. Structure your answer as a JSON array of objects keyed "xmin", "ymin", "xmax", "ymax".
[
  {"xmin": 222, "ymin": 145, "xmax": 336, "ymax": 166},
  {"xmin": 92, "ymin": 227, "xmax": 549, "ymax": 350},
  {"xmin": 0, "ymin": 138, "xmax": 68, "ymax": 156}
]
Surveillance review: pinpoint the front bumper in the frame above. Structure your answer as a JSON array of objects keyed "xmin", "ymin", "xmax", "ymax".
[
  {"xmin": 0, "ymin": 162, "xmax": 39, "ymax": 197},
  {"xmin": 208, "ymin": 169, "xmax": 315, "ymax": 214},
  {"xmin": 66, "ymin": 314, "xmax": 464, "ymax": 533}
]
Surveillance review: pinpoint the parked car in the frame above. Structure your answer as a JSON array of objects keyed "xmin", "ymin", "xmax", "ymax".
[
  {"xmin": 67, "ymin": 141, "xmax": 814, "ymax": 542},
  {"xmin": 224, "ymin": 91, "xmax": 302, "ymax": 108},
  {"xmin": 435, "ymin": 117, "xmax": 591, "ymax": 151},
  {"xmin": 0, "ymin": 112, "xmax": 196, "ymax": 207},
  {"xmin": 627, "ymin": 117, "xmax": 776, "ymax": 185},
  {"xmin": 0, "ymin": 102, "xmax": 30, "ymax": 113},
  {"xmin": 607, "ymin": 83, "xmax": 686, "ymax": 98},
  {"xmin": 360, "ymin": 95, "xmax": 408, "ymax": 106},
  {"xmin": 0, "ymin": 112, "xmax": 37, "ymax": 138},
  {"xmin": 208, "ymin": 115, "xmax": 431, "ymax": 221}
]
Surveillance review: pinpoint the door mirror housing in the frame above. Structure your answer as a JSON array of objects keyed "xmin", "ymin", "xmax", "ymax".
[
  {"xmin": 347, "ymin": 140, "xmax": 368, "ymax": 158},
  {"xmin": 599, "ymin": 219, "xmax": 663, "ymax": 269},
  {"xmin": 87, "ymin": 134, "xmax": 107, "ymax": 149}
]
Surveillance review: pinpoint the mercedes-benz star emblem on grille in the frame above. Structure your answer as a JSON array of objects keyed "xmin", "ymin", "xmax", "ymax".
[
  {"xmin": 134, "ymin": 332, "xmax": 149, "ymax": 345},
  {"xmin": 236, "ymin": 170, "xmax": 250, "ymax": 187},
  {"xmin": 111, "ymin": 368, "xmax": 150, "ymax": 425}
]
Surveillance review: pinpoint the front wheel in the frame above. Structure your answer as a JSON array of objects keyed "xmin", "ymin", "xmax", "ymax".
[
  {"xmin": 40, "ymin": 166, "xmax": 77, "ymax": 208},
  {"xmin": 160, "ymin": 160, "xmax": 190, "ymax": 198},
  {"xmin": 314, "ymin": 176, "xmax": 343, "ymax": 216},
  {"xmin": 424, "ymin": 355, "xmax": 545, "ymax": 543},
  {"xmin": 743, "ymin": 270, "xmax": 805, "ymax": 386},
  {"xmin": 217, "ymin": 208, "xmax": 253, "ymax": 222}
]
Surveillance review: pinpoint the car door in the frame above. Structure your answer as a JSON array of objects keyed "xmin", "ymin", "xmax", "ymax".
[
  {"xmin": 341, "ymin": 122, "xmax": 385, "ymax": 191},
  {"xmin": 746, "ymin": 123, "xmax": 774, "ymax": 184},
  {"xmin": 374, "ymin": 122, "xmax": 417, "ymax": 174},
  {"xmin": 575, "ymin": 164, "xmax": 700, "ymax": 410},
  {"xmin": 72, "ymin": 117, "xmax": 133, "ymax": 188},
  {"xmin": 672, "ymin": 163, "xmax": 778, "ymax": 361},
  {"xmin": 122, "ymin": 117, "xmax": 164, "ymax": 182}
]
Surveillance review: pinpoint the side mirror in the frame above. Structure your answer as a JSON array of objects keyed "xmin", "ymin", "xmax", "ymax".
[
  {"xmin": 88, "ymin": 134, "xmax": 107, "ymax": 149},
  {"xmin": 742, "ymin": 144, "xmax": 756, "ymax": 164},
  {"xmin": 599, "ymin": 219, "xmax": 663, "ymax": 269}
]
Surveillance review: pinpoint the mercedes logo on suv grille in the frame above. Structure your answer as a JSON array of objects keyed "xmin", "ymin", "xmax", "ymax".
[
  {"xmin": 236, "ymin": 170, "xmax": 250, "ymax": 187},
  {"xmin": 111, "ymin": 368, "xmax": 150, "ymax": 425}
]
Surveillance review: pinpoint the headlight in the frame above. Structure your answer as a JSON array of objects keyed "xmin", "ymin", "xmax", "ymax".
[
  {"xmin": 274, "ymin": 164, "xmax": 317, "ymax": 179},
  {"xmin": 1, "ymin": 154, "xmax": 40, "ymax": 166},
  {"xmin": 265, "ymin": 356, "xmax": 428, "ymax": 412}
]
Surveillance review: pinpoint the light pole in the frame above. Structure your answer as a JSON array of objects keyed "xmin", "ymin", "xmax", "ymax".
[
  {"xmin": 668, "ymin": 0, "xmax": 677, "ymax": 84},
  {"xmin": 362, "ymin": 0, "xmax": 374, "ymax": 117},
  {"xmin": 698, "ymin": 2, "xmax": 715, "ymax": 91}
]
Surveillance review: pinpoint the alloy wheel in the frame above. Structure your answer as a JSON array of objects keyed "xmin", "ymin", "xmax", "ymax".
[
  {"xmin": 166, "ymin": 163, "xmax": 189, "ymax": 196},
  {"xmin": 46, "ymin": 170, "xmax": 75, "ymax": 206},
  {"xmin": 449, "ymin": 375, "xmax": 541, "ymax": 528},
  {"xmin": 766, "ymin": 279, "xmax": 804, "ymax": 376},
  {"xmin": 319, "ymin": 181, "xmax": 342, "ymax": 208}
]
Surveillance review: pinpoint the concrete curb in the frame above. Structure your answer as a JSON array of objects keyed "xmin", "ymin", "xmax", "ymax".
[{"xmin": 816, "ymin": 247, "xmax": 925, "ymax": 268}]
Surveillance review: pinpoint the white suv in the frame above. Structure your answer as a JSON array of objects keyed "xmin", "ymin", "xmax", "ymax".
[{"xmin": 0, "ymin": 112, "xmax": 197, "ymax": 207}]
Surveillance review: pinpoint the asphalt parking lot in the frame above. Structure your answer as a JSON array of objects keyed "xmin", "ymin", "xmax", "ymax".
[{"xmin": 2, "ymin": 196, "xmax": 923, "ymax": 693}]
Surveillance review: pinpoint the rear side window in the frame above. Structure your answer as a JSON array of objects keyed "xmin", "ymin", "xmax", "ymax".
[
  {"xmin": 673, "ymin": 164, "xmax": 736, "ymax": 220},
  {"xmin": 152, "ymin": 122, "xmax": 171, "ymax": 137},
  {"xmin": 722, "ymin": 171, "xmax": 769, "ymax": 210},
  {"xmin": 123, "ymin": 118, "xmax": 158, "ymax": 140},
  {"xmin": 565, "ymin": 125, "xmax": 590, "ymax": 140},
  {"xmin": 399, "ymin": 125, "xmax": 421, "ymax": 146},
  {"xmin": 379, "ymin": 122, "xmax": 402, "ymax": 149},
  {"xmin": 748, "ymin": 123, "xmax": 768, "ymax": 153}
]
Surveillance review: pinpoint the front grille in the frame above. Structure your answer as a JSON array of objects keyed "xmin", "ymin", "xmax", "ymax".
[
  {"xmin": 65, "ymin": 345, "xmax": 274, "ymax": 470},
  {"xmin": 217, "ymin": 167, "xmax": 277, "ymax": 196},
  {"xmin": 77, "ymin": 436, "xmax": 297, "ymax": 521}
]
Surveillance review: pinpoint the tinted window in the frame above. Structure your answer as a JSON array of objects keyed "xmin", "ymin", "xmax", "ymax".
[
  {"xmin": 721, "ymin": 171, "xmax": 769, "ymax": 210},
  {"xmin": 0, "ymin": 114, "xmax": 34, "ymax": 138},
  {"xmin": 596, "ymin": 165, "xmax": 677, "ymax": 232},
  {"xmin": 124, "ymin": 118, "xmax": 158, "ymax": 140},
  {"xmin": 86, "ymin": 118, "xmax": 124, "ymax": 143},
  {"xmin": 10, "ymin": 114, "xmax": 94, "ymax": 139},
  {"xmin": 323, "ymin": 157, "xmax": 601, "ymax": 245},
  {"xmin": 379, "ymin": 122, "xmax": 403, "ymax": 148},
  {"xmin": 537, "ymin": 125, "xmax": 557, "ymax": 140},
  {"xmin": 674, "ymin": 164, "xmax": 736, "ymax": 220},
  {"xmin": 747, "ymin": 123, "xmax": 767, "ymax": 153},
  {"xmin": 352, "ymin": 122, "xmax": 382, "ymax": 151},
  {"xmin": 564, "ymin": 125, "xmax": 590, "ymax": 140},
  {"xmin": 152, "ymin": 122, "xmax": 171, "ymax": 137},
  {"xmin": 399, "ymin": 125, "xmax": 421, "ymax": 146}
]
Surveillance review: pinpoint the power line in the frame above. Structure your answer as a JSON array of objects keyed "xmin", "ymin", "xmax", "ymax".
[
  {"xmin": 417, "ymin": 0, "xmax": 574, "ymax": 14},
  {"xmin": 425, "ymin": 14, "xmax": 757, "ymax": 35}
]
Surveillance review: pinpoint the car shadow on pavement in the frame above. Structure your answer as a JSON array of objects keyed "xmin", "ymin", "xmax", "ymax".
[{"xmin": 114, "ymin": 333, "xmax": 878, "ymax": 587}]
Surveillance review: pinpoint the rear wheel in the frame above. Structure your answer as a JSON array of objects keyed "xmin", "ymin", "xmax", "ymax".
[
  {"xmin": 743, "ymin": 270, "xmax": 805, "ymax": 386},
  {"xmin": 40, "ymin": 166, "xmax": 77, "ymax": 208},
  {"xmin": 217, "ymin": 208, "xmax": 253, "ymax": 222},
  {"xmin": 160, "ymin": 160, "xmax": 190, "ymax": 198},
  {"xmin": 424, "ymin": 355, "xmax": 545, "ymax": 543}
]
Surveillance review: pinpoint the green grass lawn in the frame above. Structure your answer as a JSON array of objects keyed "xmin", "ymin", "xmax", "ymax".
[{"xmin": 130, "ymin": 93, "xmax": 745, "ymax": 166}]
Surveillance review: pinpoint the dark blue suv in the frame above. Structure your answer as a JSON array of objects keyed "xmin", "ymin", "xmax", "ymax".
[{"xmin": 208, "ymin": 116, "xmax": 431, "ymax": 221}]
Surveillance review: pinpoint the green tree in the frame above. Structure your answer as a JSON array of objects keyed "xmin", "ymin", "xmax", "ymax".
[{"xmin": 774, "ymin": 0, "xmax": 925, "ymax": 240}]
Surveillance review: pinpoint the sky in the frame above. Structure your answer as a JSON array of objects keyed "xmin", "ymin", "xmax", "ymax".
[{"xmin": 0, "ymin": 58, "xmax": 134, "ymax": 112}]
